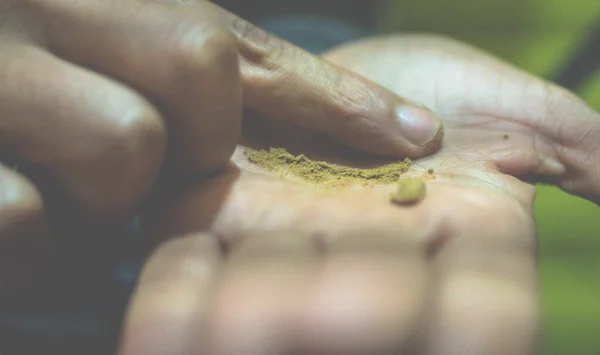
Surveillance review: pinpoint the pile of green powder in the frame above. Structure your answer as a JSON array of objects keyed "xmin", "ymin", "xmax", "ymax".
[{"xmin": 245, "ymin": 147, "xmax": 413, "ymax": 189}]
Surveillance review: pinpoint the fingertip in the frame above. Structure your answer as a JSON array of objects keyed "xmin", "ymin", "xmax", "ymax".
[
  {"xmin": 119, "ymin": 233, "xmax": 221, "ymax": 355},
  {"xmin": 0, "ymin": 165, "xmax": 53, "ymax": 295},
  {"xmin": 395, "ymin": 102, "xmax": 444, "ymax": 148},
  {"xmin": 326, "ymin": 76, "xmax": 444, "ymax": 159},
  {"xmin": 345, "ymin": 99, "xmax": 445, "ymax": 159},
  {"xmin": 369, "ymin": 95, "xmax": 444, "ymax": 158}
]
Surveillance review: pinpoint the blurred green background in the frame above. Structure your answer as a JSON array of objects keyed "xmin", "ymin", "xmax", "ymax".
[{"xmin": 380, "ymin": 1, "xmax": 600, "ymax": 353}]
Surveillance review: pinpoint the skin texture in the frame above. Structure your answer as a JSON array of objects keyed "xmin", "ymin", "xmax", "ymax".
[
  {"xmin": 0, "ymin": 0, "xmax": 442, "ymax": 293},
  {"xmin": 0, "ymin": 0, "xmax": 598, "ymax": 353},
  {"xmin": 121, "ymin": 36, "xmax": 600, "ymax": 355}
]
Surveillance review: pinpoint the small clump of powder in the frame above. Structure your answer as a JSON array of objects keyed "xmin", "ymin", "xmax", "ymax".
[{"xmin": 389, "ymin": 177, "xmax": 427, "ymax": 205}]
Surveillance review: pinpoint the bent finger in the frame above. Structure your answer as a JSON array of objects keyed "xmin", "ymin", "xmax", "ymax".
[
  {"xmin": 0, "ymin": 39, "xmax": 164, "ymax": 220},
  {"xmin": 0, "ymin": 163, "xmax": 54, "ymax": 294},
  {"xmin": 39, "ymin": 0, "xmax": 441, "ymax": 165},
  {"xmin": 37, "ymin": 0, "xmax": 242, "ymax": 176},
  {"xmin": 424, "ymin": 239, "xmax": 539, "ymax": 355},
  {"xmin": 118, "ymin": 233, "xmax": 222, "ymax": 355}
]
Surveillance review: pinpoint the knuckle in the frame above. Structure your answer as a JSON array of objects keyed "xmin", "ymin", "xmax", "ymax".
[
  {"xmin": 227, "ymin": 15, "xmax": 288, "ymax": 65},
  {"xmin": 112, "ymin": 100, "xmax": 166, "ymax": 151},
  {"xmin": 538, "ymin": 80, "xmax": 589, "ymax": 142},
  {"xmin": 168, "ymin": 24, "xmax": 238, "ymax": 83},
  {"xmin": 540, "ymin": 82, "xmax": 566, "ymax": 129},
  {"xmin": 0, "ymin": 173, "xmax": 44, "ymax": 231},
  {"xmin": 330, "ymin": 73, "xmax": 377, "ymax": 120},
  {"xmin": 102, "ymin": 98, "xmax": 165, "ymax": 169},
  {"xmin": 82, "ymin": 96, "xmax": 166, "ymax": 215},
  {"xmin": 327, "ymin": 78, "xmax": 384, "ymax": 135}
]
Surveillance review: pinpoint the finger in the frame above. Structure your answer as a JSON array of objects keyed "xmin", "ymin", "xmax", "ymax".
[
  {"xmin": 208, "ymin": 231, "xmax": 429, "ymax": 355},
  {"xmin": 170, "ymin": 0, "xmax": 443, "ymax": 157},
  {"xmin": 223, "ymin": 9, "xmax": 444, "ymax": 158},
  {"xmin": 297, "ymin": 233, "xmax": 430, "ymax": 354},
  {"xmin": 531, "ymin": 84, "xmax": 600, "ymax": 203},
  {"xmin": 118, "ymin": 233, "xmax": 222, "ymax": 355},
  {"xmin": 38, "ymin": 0, "xmax": 440, "ymax": 165},
  {"xmin": 0, "ymin": 38, "xmax": 164, "ymax": 220},
  {"xmin": 134, "ymin": 161, "xmax": 436, "ymax": 353},
  {"xmin": 37, "ymin": 0, "xmax": 242, "ymax": 176},
  {"xmin": 424, "ymin": 239, "xmax": 539, "ymax": 355},
  {"xmin": 207, "ymin": 233, "xmax": 314, "ymax": 355},
  {"xmin": 394, "ymin": 173, "xmax": 539, "ymax": 353},
  {"xmin": 0, "ymin": 163, "xmax": 54, "ymax": 294}
]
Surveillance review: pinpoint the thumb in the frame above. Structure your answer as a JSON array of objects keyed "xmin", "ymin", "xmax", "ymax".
[{"xmin": 220, "ymin": 11, "xmax": 443, "ymax": 158}]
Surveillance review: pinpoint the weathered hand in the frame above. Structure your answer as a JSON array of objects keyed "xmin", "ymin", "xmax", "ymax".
[
  {"xmin": 324, "ymin": 34, "xmax": 600, "ymax": 204},
  {"xmin": 0, "ymin": 0, "xmax": 443, "ymax": 293},
  {"xmin": 114, "ymin": 35, "xmax": 593, "ymax": 355}
]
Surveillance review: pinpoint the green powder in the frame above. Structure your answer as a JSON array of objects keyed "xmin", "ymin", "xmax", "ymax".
[{"xmin": 245, "ymin": 147, "xmax": 413, "ymax": 189}]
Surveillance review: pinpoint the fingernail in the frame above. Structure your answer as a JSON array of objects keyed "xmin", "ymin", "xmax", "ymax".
[
  {"xmin": 395, "ymin": 103, "xmax": 442, "ymax": 146},
  {"xmin": 541, "ymin": 157, "xmax": 566, "ymax": 175}
]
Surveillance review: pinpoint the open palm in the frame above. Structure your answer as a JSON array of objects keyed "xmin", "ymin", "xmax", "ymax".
[
  {"xmin": 122, "ymin": 35, "xmax": 600, "ymax": 355},
  {"xmin": 144, "ymin": 35, "xmax": 569, "ymax": 249}
]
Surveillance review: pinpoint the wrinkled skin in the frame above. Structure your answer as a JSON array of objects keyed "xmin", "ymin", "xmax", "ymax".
[
  {"xmin": 2, "ymin": 0, "xmax": 597, "ymax": 352},
  {"xmin": 0, "ymin": 0, "xmax": 442, "ymax": 293},
  {"xmin": 121, "ymin": 35, "xmax": 600, "ymax": 355}
]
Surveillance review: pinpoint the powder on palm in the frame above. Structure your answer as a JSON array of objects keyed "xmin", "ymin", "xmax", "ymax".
[
  {"xmin": 245, "ymin": 147, "xmax": 413, "ymax": 190},
  {"xmin": 389, "ymin": 178, "xmax": 426, "ymax": 205}
]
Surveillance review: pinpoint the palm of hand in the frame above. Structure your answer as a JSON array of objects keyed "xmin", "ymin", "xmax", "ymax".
[
  {"xmin": 145, "ymin": 35, "xmax": 550, "ymax": 250},
  {"xmin": 133, "ymin": 35, "xmax": 554, "ymax": 355}
]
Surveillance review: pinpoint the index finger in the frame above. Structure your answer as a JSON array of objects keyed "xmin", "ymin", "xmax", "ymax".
[
  {"xmin": 174, "ymin": 0, "xmax": 444, "ymax": 158},
  {"xmin": 220, "ymin": 6, "xmax": 444, "ymax": 158},
  {"xmin": 38, "ymin": 0, "xmax": 442, "ymax": 175}
]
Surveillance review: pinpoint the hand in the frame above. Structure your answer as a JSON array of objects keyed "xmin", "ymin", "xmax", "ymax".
[
  {"xmin": 324, "ymin": 34, "xmax": 600, "ymax": 205},
  {"xmin": 116, "ymin": 35, "xmax": 591, "ymax": 354},
  {"xmin": 0, "ymin": 1, "xmax": 442, "ymax": 293}
]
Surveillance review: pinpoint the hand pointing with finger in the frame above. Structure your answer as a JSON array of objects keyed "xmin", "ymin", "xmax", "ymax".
[{"xmin": 0, "ymin": 0, "xmax": 442, "ymax": 293}]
